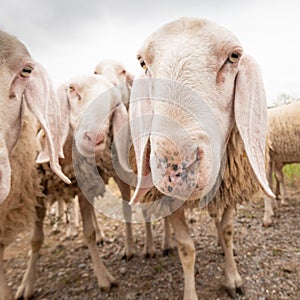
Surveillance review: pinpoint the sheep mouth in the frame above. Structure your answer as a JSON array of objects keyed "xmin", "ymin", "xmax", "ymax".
[{"xmin": 151, "ymin": 148, "xmax": 206, "ymax": 201}]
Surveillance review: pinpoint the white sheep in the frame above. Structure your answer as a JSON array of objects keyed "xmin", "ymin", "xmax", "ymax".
[
  {"xmin": 75, "ymin": 18, "xmax": 274, "ymax": 299},
  {"xmin": 0, "ymin": 30, "xmax": 69, "ymax": 300},
  {"xmin": 263, "ymin": 101, "xmax": 300, "ymax": 226},
  {"xmin": 16, "ymin": 75, "xmax": 121, "ymax": 298}
]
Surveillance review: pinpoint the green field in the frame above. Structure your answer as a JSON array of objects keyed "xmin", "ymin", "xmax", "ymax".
[{"xmin": 283, "ymin": 163, "xmax": 300, "ymax": 186}]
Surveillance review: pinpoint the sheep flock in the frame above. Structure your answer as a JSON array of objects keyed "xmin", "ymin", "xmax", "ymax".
[{"xmin": 0, "ymin": 17, "xmax": 299, "ymax": 300}]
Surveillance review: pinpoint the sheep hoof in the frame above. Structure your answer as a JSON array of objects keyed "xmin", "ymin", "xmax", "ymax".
[
  {"xmin": 142, "ymin": 246, "xmax": 156, "ymax": 259},
  {"xmin": 100, "ymin": 282, "xmax": 118, "ymax": 292},
  {"xmin": 121, "ymin": 251, "xmax": 135, "ymax": 261},
  {"xmin": 225, "ymin": 284, "xmax": 245, "ymax": 299},
  {"xmin": 263, "ymin": 217, "xmax": 273, "ymax": 227},
  {"xmin": 96, "ymin": 238, "xmax": 104, "ymax": 246},
  {"xmin": 143, "ymin": 251, "xmax": 156, "ymax": 259},
  {"xmin": 99, "ymin": 277, "xmax": 118, "ymax": 291},
  {"xmin": 162, "ymin": 248, "xmax": 173, "ymax": 256}
]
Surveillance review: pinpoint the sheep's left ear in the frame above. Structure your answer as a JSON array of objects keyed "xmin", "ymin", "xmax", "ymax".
[
  {"xmin": 125, "ymin": 71, "xmax": 134, "ymax": 86},
  {"xmin": 234, "ymin": 55, "xmax": 274, "ymax": 198},
  {"xmin": 36, "ymin": 84, "xmax": 70, "ymax": 164},
  {"xmin": 111, "ymin": 101, "xmax": 132, "ymax": 175},
  {"xmin": 14, "ymin": 62, "xmax": 70, "ymax": 184}
]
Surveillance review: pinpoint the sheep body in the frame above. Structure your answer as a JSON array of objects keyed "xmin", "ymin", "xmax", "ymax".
[
  {"xmin": 0, "ymin": 30, "xmax": 66, "ymax": 300},
  {"xmin": 127, "ymin": 18, "xmax": 272, "ymax": 300},
  {"xmin": 263, "ymin": 101, "xmax": 300, "ymax": 226}
]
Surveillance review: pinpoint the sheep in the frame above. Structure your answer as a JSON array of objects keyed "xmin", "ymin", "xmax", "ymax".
[
  {"xmin": 94, "ymin": 59, "xmax": 173, "ymax": 256},
  {"xmin": 75, "ymin": 18, "xmax": 274, "ymax": 299},
  {"xmin": 0, "ymin": 30, "xmax": 69, "ymax": 300},
  {"xmin": 263, "ymin": 101, "xmax": 300, "ymax": 226},
  {"xmin": 16, "ymin": 75, "xmax": 122, "ymax": 298}
]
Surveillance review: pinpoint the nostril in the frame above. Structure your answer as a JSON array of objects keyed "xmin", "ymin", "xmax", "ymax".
[
  {"xmin": 83, "ymin": 132, "xmax": 104, "ymax": 146},
  {"xmin": 95, "ymin": 133, "xmax": 104, "ymax": 146},
  {"xmin": 84, "ymin": 132, "xmax": 92, "ymax": 143}
]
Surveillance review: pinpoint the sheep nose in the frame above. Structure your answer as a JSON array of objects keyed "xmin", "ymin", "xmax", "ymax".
[{"xmin": 84, "ymin": 132, "xmax": 104, "ymax": 146}]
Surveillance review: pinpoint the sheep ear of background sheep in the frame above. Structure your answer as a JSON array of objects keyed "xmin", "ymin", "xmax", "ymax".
[
  {"xmin": 36, "ymin": 83, "xmax": 71, "ymax": 166},
  {"xmin": 130, "ymin": 25, "xmax": 275, "ymax": 205},
  {"xmin": 0, "ymin": 30, "xmax": 70, "ymax": 202}
]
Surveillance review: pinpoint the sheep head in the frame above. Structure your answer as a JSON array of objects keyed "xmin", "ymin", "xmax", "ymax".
[
  {"xmin": 48, "ymin": 74, "xmax": 132, "ymax": 177},
  {"xmin": 94, "ymin": 59, "xmax": 134, "ymax": 86},
  {"xmin": 129, "ymin": 17, "xmax": 274, "ymax": 205},
  {"xmin": 0, "ymin": 30, "xmax": 70, "ymax": 202}
]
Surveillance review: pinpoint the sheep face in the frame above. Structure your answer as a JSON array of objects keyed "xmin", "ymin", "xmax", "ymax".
[
  {"xmin": 72, "ymin": 74, "xmax": 132, "ymax": 174},
  {"xmin": 0, "ymin": 30, "xmax": 70, "ymax": 201},
  {"xmin": 130, "ymin": 18, "xmax": 273, "ymax": 204},
  {"xmin": 94, "ymin": 59, "xmax": 133, "ymax": 86}
]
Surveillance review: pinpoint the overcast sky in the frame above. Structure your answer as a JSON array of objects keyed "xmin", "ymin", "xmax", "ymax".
[{"xmin": 1, "ymin": 0, "xmax": 299, "ymax": 104}]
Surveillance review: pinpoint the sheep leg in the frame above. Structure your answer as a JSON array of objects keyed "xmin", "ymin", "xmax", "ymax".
[
  {"xmin": 16, "ymin": 198, "xmax": 46, "ymax": 300},
  {"xmin": 142, "ymin": 220, "xmax": 156, "ymax": 258},
  {"xmin": 263, "ymin": 159, "xmax": 275, "ymax": 226},
  {"xmin": 0, "ymin": 244, "xmax": 13, "ymax": 300},
  {"xmin": 121, "ymin": 202, "xmax": 136, "ymax": 259},
  {"xmin": 114, "ymin": 177, "xmax": 136, "ymax": 259},
  {"xmin": 169, "ymin": 207, "xmax": 198, "ymax": 300},
  {"xmin": 219, "ymin": 207, "xmax": 244, "ymax": 298},
  {"xmin": 214, "ymin": 217, "xmax": 237, "ymax": 256},
  {"xmin": 52, "ymin": 197, "xmax": 64, "ymax": 233},
  {"xmin": 65, "ymin": 198, "xmax": 79, "ymax": 239},
  {"xmin": 274, "ymin": 162, "xmax": 287, "ymax": 206},
  {"xmin": 78, "ymin": 193, "xmax": 116, "ymax": 289},
  {"xmin": 162, "ymin": 216, "xmax": 173, "ymax": 256},
  {"xmin": 91, "ymin": 207, "xmax": 106, "ymax": 244}
]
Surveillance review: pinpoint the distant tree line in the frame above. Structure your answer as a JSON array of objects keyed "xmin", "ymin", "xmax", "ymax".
[{"xmin": 270, "ymin": 93, "xmax": 300, "ymax": 108}]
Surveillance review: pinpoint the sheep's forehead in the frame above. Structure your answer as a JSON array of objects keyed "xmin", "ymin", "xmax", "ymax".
[
  {"xmin": 67, "ymin": 75, "xmax": 112, "ymax": 105},
  {"xmin": 97, "ymin": 59, "xmax": 125, "ymax": 73},
  {"xmin": 142, "ymin": 18, "xmax": 241, "ymax": 66},
  {"xmin": 0, "ymin": 30, "xmax": 31, "ymax": 73}
]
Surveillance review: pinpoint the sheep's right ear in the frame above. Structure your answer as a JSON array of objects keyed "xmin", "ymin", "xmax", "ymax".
[
  {"xmin": 234, "ymin": 55, "xmax": 274, "ymax": 198},
  {"xmin": 36, "ymin": 84, "xmax": 70, "ymax": 164},
  {"xmin": 12, "ymin": 62, "xmax": 70, "ymax": 184},
  {"xmin": 0, "ymin": 145, "xmax": 11, "ymax": 202},
  {"xmin": 129, "ymin": 74, "xmax": 154, "ymax": 204},
  {"xmin": 125, "ymin": 71, "xmax": 134, "ymax": 86}
]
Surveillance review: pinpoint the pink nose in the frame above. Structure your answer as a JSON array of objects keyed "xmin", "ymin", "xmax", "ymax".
[{"xmin": 83, "ymin": 132, "xmax": 104, "ymax": 147}]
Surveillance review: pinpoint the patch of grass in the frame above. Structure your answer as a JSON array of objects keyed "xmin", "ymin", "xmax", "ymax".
[
  {"xmin": 154, "ymin": 263, "xmax": 163, "ymax": 274},
  {"xmin": 272, "ymin": 249, "xmax": 282, "ymax": 256},
  {"xmin": 282, "ymin": 163, "xmax": 300, "ymax": 186}
]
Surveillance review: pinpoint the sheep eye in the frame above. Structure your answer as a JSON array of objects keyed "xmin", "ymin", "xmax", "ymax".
[
  {"xmin": 21, "ymin": 66, "xmax": 33, "ymax": 78},
  {"xmin": 228, "ymin": 52, "xmax": 240, "ymax": 63},
  {"xmin": 121, "ymin": 70, "xmax": 126, "ymax": 74},
  {"xmin": 139, "ymin": 57, "xmax": 147, "ymax": 71}
]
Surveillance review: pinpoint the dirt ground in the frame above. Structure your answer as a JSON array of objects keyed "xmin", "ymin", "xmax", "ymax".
[{"xmin": 4, "ymin": 187, "xmax": 300, "ymax": 300}]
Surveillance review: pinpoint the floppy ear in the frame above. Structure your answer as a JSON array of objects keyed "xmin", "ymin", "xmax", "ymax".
[
  {"xmin": 111, "ymin": 102, "xmax": 132, "ymax": 174},
  {"xmin": 129, "ymin": 74, "xmax": 154, "ymax": 204},
  {"xmin": 36, "ymin": 83, "xmax": 70, "ymax": 164},
  {"xmin": 125, "ymin": 71, "xmax": 134, "ymax": 86},
  {"xmin": 234, "ymin": 55, "xmax": 274, "ymax": 198},
  {"xmin": 12, "ymin": 61, "xmax": 70, "ymax": 184},
  {"xmin": 0, "ymin": 144, "xmax": 11, "ymax": 202}
]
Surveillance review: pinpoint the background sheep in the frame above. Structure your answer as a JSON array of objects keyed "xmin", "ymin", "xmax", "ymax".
[
  {"xmin": 47, "ymin": 59, "xmax": 134, "ymax": 242},
  {"xmin": 75, "ymin": 18, "xmax": 274, "ymax": 299},
  {"xmin": 17, "ymin": 75, "xmax": 121, "ymax": 298},
  {"xmin": 0, "ymin": 30, "xmax": 68, "ymax": 300},
  {"xmin": 263, "ymin": 101, "xmax": 300, "ymax": 226}
]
